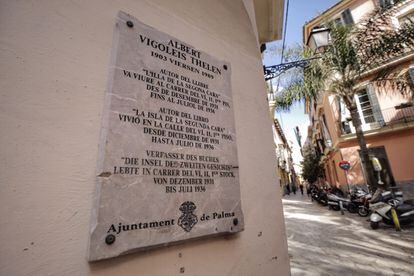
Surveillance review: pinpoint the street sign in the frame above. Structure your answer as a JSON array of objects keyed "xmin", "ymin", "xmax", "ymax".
[{"xmin": 339, "ymin": 160, "xmax": 351, "ymax": 171}]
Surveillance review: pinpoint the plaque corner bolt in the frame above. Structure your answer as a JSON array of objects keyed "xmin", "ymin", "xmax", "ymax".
[
  {"xmin": 126, "ymin": 21, "xmax": 134, "ymax": 28},
  {"xmin": 223, "ymin": 64, "xmax": 228, "ymax": 70},
  {"xmin": 105, "ymin": 234, "xmax": 116, "ymax": 245},
  {"xmin": 233, "ymin": 218, "xmax": 239, "ymax": 226}
]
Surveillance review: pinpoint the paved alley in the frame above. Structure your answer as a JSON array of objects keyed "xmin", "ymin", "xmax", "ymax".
[{"xmin": 283, "ymin": 194, "xmax": 414, "ymax": 276}]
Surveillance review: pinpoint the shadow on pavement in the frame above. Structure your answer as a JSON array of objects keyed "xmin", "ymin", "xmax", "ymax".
[{"xmin": 282, "ymin": 194, "xmax": 414, "ymax": 276}]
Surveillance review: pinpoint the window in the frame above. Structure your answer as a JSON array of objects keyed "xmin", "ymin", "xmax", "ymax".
[
  {"xmin": 409, "ymin": 66, "xmax": 414, "ymax": 86},
  {"xmin": 333, "ymin": 9, "xmax": 354, "ymax": 26},
  {"xmin": 334, "ymin": 17, "xmax": 342, "ymax": 25},
  {"xmin": 357, "ymin": 89, "xmax": 376, "ymax": 124},
  {"xmin": 321, "ymin": 114, "xmax": 332, "ymax": 147},
  {"xmin": 342, "ymin": 9, "xmax": 354, "ymax": 25},
  {"xmin": 379, "ymin": 0, "xmax": 395, "ymax": 9}
]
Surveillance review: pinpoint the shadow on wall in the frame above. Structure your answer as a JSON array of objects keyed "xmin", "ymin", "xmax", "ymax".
[
  {"xmin": 381, "ymin": 104, "xmax": 414, "ymax": 125},
  {"xmin": 341, "ymin": 148, "xmax": 363, "ymax": 186}
]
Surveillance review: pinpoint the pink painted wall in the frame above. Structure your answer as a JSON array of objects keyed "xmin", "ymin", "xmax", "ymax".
[
  {"xmin": 325, "ymin": 95, "xmax": 342, "ymax": 146},
  {"xmin": 340, "ymin": 147, "xmax": 365, "ymax": 185},
  {"xmin": 378, "ymin": 129, "xmax": 414, "ymax": 182},
  {"xmin": 338, "ymin": 128, "xmax": 414, "ymax": 187},
  {"xmin": 332, "ymin": 151, "xmax": 349, "ymax": 188}
]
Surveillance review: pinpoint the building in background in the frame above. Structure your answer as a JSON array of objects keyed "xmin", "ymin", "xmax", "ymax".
[
  {"xmin": 272, "ymin": 118, "xmax": 298, "ymax": 194},
  {"xmin": 303, "ymin": 0, "xmax": 414, "ymax": 197}
]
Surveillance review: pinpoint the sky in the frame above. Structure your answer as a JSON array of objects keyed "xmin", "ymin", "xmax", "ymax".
[{"xmin": 262, "ymin": 0, "xmax": 339, "ymax": 173}]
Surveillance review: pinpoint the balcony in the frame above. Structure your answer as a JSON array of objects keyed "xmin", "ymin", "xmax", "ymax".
[
  {"xmin": 381, "ymin": 104, "xmax": 414, "ymax": 124},
  {"xmin": 380, "ymin": 0, "xmax": 406, "ymax": 10},
  {"xmin": 340, "ymin": 104, "xmax": 414, "ymax": 135}
]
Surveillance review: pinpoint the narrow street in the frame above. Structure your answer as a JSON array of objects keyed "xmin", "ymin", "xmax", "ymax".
[{"xmin": 283, "ymin": 194, "xmax": 414, "ymax": 276}]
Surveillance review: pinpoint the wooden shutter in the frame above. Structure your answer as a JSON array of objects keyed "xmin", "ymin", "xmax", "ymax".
[
  {"xmin": 409, "ymin": 67, "xmax": 414, "ymax": 85},
  {"xmin": 379, "ymin": 0, "xmax": 394, "ymax": 9},
  {"xmin": 342, "ymin": 9, "xmax": 354, "ymax": 25},
  {"xmin": 366, "ymin": 84, "xmax": 385, "ymax": 126}
]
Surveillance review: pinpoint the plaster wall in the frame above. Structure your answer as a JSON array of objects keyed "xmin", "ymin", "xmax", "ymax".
[
  {"xmin": 324, "ymin": 151, "xmax": 349, "ymax": 189},
  {"xmin": 376, "ymin": 89, "xmax": 410, "ymax": 110},
  {"xmin": 373, "ymin": 60, "xmax": 414, "ymax": 111},
  {"xmin": 339, "ymin": 128, "xmax": 414, "ymax": 187},
  {"xmin": 0, "ymin": 0, "xmax": 290, "ymax": 275},
  {"xmin": 346, "ymin": 0, "xmax": 376, "ymax": 23},
  {"xmin": 304, "ymin": 0, "xmax": 376, "ymax": 39},
  {"xmin": 324, "ymin": 94, "xmax": 341, "ymax": 146}
]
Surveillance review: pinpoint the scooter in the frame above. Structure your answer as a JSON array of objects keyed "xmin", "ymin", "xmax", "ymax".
[
  {"xmin": 310, "ymin": 186, "xmax": 319, "ymax": 202},
  {"xmin": 358, "ymin": 187, "xmax": 399, "ymax": 217},
  {"xmin": 317, "ymin": 189, "xmax": 328, "ymax": 206},
  {"xmin": 357, "ymin": 194, "xmax": 372, "ymax": 217},
  {"xmin": 311, "ymin": 186, "xmax": 328, "ymax": 206},
  {"xmin": 370, "ymin": 191, "xmax": 414, "ymax": 229},
  {"xmin": 347, "ymin": 189, "xmax": 372, "ymax": 216},
  {"xmin": 327, "ymin": 193, "xmax": 347, "ymax": 211},
  {"xmin": 349, "ymin": 189, "xmax": 370, "ymax": 215},
  {"xmin": 326, "ymin": 187, "xmax": 358, "ymax": 213}
]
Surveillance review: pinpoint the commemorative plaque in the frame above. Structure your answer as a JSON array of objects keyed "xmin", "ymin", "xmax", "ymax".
[{"xmin": 88, "ymin": 11, "xmax": 244, "ymax": 261}]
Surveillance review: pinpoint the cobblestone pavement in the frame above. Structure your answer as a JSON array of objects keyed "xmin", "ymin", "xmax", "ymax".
[{"xmin": 282, "ymin": 193, "xmax": 414, "ymax": 276}]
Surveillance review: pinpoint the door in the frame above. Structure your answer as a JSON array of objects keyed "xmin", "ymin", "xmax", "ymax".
[{"xmin": 367, "ymin": 146, "xmax": 396, "ymax": 188}]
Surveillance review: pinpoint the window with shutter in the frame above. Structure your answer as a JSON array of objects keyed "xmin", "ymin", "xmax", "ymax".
[
  {"xmin": 334, "ymin": 17, "xmax": 343, "ymax": 25},
  {"xmin": 341, "ymin": 9, "xmax": 354, "ymax": 25},
  {"xmin": 337, "ymin": 97, "xmax": 352, "ymax": 134},
  {"xmin": 356, "ymin": 88, "xmax": 376, "ymax": 124},
  {"xmin": 379, "ymin": 0, "xmax": 395, "ymax": 9},
  {"xmin": 409, "ymin": 66, "xmax": 414, "ymax": 85},
  {"xmin": 355, "ymin": 87, "xmax": 385, "ymax": 126},
  {"xmin": 366, "ymin": 85, "xmax": 385, "ymax": 126}
]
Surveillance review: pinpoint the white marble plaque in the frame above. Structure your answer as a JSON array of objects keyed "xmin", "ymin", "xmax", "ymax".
[{"xmin": 88, "ymin": 11, "xmax": 244, "ymax": 261}]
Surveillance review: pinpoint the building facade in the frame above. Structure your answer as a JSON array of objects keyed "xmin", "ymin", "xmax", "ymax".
[
  {"xmin": 272, "ymin": 118, "xmax": 298, "ymax": 194},
  {"xmin": 303, "ymin": 0, "xmax": 414, "ymax": 197}
]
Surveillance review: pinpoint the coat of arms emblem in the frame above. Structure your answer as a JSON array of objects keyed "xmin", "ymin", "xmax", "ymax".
[{"xmin": 178, "ymin": 201, "xmax": 198, "ymax": 232}]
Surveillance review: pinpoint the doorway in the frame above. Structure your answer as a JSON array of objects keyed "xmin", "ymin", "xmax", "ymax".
[{"xmin": 366, "ymin": 146, "xmax": 396, "ymax": 187}]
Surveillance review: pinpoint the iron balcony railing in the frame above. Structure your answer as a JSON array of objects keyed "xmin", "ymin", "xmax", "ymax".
[
  {"xmin": 381, "ymin": 104, "xmax": 414, "ymax": 124},
  {"xmin": 341, "ymin": 104, "xmax": 414, "ymax": 135},
  {"xmin": 380, "ymin": 0, "xmax": 406, "ymax": 9}
]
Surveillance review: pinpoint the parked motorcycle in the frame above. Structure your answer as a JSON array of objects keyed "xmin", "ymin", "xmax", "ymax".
[
  {"xmin": 315, "ymin": 188, "xmax": 328, "ymax": 206},
  {"xmin": 311, "ymin": 186, "xmax": 326, "ymax": 205},
  {"xmin": 358, "ymin": 194, "xmax": 372, "ymax": 217},
  {"xmin": 327, "ymin": 193, "xmax": 348, "ymax": 211},
  {"xmin": 326, "ymin": 188, "xmax": 359, "ymax": 213},
  {"xmin": 348, "ymin": 188, "xmax": 372, "ymax": 216},
  {"xmin": 370, "ymin": 191, "xmax": 414, "ymax": 229},
  {"xmin": 360, "ymin": 188, "xmax": 401, "ymax": 218}
]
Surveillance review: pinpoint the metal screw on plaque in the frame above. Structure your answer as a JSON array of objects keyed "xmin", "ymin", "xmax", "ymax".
[
  {"xmin": 233, "ymin": 218, "xmax": 238, "ymax": 226},
  {"xmin": 126, "ymin": 21, "xmax": 134, "ymax": 28},
  {"xmin": 223, "ymin": 64, "xmax": 228, "ymax": 70},
  {"xmin": 105, "ymin": 234, "xmax": 116, "ymax": 245}
]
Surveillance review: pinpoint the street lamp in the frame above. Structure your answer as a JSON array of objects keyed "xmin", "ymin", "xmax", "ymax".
[
  {"xmin": 262, "ymin": 28, "xmax": 329, "ymax": 81},
  {"xmin": 306, "ymin": 27, "xmax": 330, "ymax": 53},
  {"xmin": 263, "ymin": 58, "xmax": 318, "ymax": 81}
]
